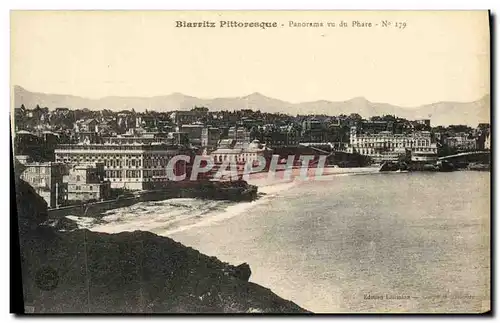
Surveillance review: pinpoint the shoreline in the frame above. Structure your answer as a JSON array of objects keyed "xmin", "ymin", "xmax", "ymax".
[
  {"xmin": 52, "ymin": 166, "xmax": 486, "ymax": 234},
  {"xmin": 53, "ymin": 167, "xmax": 485, "ymax": 235},
  {"xmin": 52, "ymin": 167, "xmax": 421, "ymax": 233},
  {"xmin": 16, "ymin": 176, "xmax": 311, "ymax": 313}
]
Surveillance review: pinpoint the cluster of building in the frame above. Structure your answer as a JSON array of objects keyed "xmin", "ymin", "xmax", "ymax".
[
  {"xmin": 17, "ymin": 156, "xmax": 110, "ymax": 208},
  {"xmin": 348, "ymin": 127, "xmax": 438, "ymax": 164},
  {"xmin": 13, "ymin": 104, "xmax": 491, "ymax": 208}
]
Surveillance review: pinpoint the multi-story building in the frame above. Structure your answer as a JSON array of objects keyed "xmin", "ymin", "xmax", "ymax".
[
  {"xmin": 415, "ymin": 119, "xmax": 431, "ymax": 128},
  {"xmin": 206, "ymin": 127, "xmax": 221, "ymax": 149},
  {"xmin": 258, "ymin": 125, "xmax": 300, "ymax": 148},
  {"xmin": 181, "ymin": 125, "xmax": 222, "ymax": 150},
  {"xmin": 135, "ymin": 115, "xmax": 158, "ymax": 129},
  {"xmin": 348, "ymin": 126, "xmax": 438, "ymax": 163},
  {"xmin": 76, "ymin": 132, "xmax": 102, "ymax": 144},
  {"xmin": 64, "ymin": 163, "xmax": 111, "ymax": 202},
  {"xmin": 474, "ymin": 124, "xmax": 490, "ymax": 150},
  {"xmin": 54, "ymin": 143, "xmax": 193, "ymax": 190},
  {"xmin": 19, "ymin": 162, "xmax": 67, "ymax": 208},
  {"xmin": 210, "ymin": 139, "xmax": 271, "ymax": 168},
  {"xmin": 228, "ymin": 126, "xmax": 251, "ymax": 144},
  {"xmin": 170, "ymin": 111, "xmax": 199, "ymax": 126},
  {"xmin": 168, "ymin": 132, "xmax": 190, "ymax": 146},
  {"xmin": 14, "ymin": 130, "xmax": 41, "ymax": 158},
  {"xmin": 74, "ymin": 119, "xmax": 98, "ymax": 133},
  {"xmin": 180, "ymin": 124, "xmax": 205, "ymax": 146},
  {"xmin": 445, "ymin": 135, "xmax": 477, "ymax": 151},
  {"xmin": 301, "ymin": 119, "xmax": 325, "ymax": 142}
]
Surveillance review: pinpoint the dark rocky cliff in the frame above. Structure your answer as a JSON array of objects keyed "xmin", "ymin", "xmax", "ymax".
[{"xmin": 14, "ymin": 177, "xmax": 310, "ymax": 313}]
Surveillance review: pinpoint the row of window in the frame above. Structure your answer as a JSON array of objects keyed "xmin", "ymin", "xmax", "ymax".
[
  {"xmin": 212, "ymin": 153, "xmax": 261, "ymax": 163},
  {"xmin": 353, "ymin": 140, "xmax": 431, "ymax": 148},
  {"xmin": 56, "ymin": 157, "xmax": 173, "ymax": 168},
  {"xmin": 356, "ymin": 147, "xmax": 437, "ymax": 155},
  {"xmin": 125, "ymin": 170, "xmax": 141, "ymax": 178},
  {"xmin": 68, "ymin": 192, "xmax": 98, "ymax": 200},
  {"xmin": 353, "ymin": 136, "xmax": 431, "ymax": 141},
  {"xmin": 58, "ymin": 153, "xmax": 177, "ymax": 159},
  {"xmin": 103, "ymin": 169, "xmax": 183, "ymax": 179},
  {"xmin": 70, "ymin": 185, "xmax": 94, "ymax": 191},
  {"xmin": 413, "ymin": 148, "xmax": 438, "ymax": 152},
  {"xmin": 24, "ymin": 167, "xmax": 50, "ymax": 174},
  {"xmin": 265, "ymin": 140, "xmax": 298, "ymax": 145}
]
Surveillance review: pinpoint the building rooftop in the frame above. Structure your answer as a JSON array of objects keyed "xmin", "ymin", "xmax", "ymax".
[
  {"xmin": 211, "ymin": 148, "xmax": 243, "ymax": 154},
  {"xmin": 55, "ymin": 143, "xmax": 189, "ymax": 151},
  {"xmin": 181, "ymin": 124, "xmax": 205, "ymax": 128},
  {"xmin": 72, "ymin": 163, "xmax": 103, "ymax": 170},
  {"xmin": 23, "ymin": 161, "xmax": 65, "ymax": 167}
]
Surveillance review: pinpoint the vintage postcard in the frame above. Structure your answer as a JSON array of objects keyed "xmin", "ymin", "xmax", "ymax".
[{"xmin": 10, "ymin": 10, "xmax": 490, "ymax": 314}]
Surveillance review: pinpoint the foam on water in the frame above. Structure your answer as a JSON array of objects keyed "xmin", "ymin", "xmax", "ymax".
[
  {"xmin": 156, "ymin": 197, "xmax": 269, "ymax": 236},
  {"xmin": 66, "ymin": 215, "xmax": 101, "ymax": 229},
  {"xmin": 68, "ymin": 177, "xmax": 300, "ymax": 235},
  {"xmin": 69, "ymin": 170, "xmax": 380, "ymax": 235}
]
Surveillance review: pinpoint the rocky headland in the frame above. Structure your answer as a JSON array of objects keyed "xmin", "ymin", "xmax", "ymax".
[{"xmin": 14, "ymin": 177, "xmax": 310, "ymax": 313}]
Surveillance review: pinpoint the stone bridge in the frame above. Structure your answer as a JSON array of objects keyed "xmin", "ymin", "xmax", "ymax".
[{"xmin": 438, "ymin": 151, "xmax": 490, "ymax": 164}]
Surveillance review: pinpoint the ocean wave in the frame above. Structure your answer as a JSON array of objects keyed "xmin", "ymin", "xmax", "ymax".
[
  {"xmin": 73, "ymin": 178, "xmax": 300, "ymax": 235},
  {"xmin": 70, "ymin": 173, "xmax": 377, "ymax": 234}
]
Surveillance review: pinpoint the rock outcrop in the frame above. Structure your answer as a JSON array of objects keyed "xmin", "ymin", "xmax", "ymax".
[{"xmin": 13, "ymin": 176, "xmax": 310, "ymax": 313}]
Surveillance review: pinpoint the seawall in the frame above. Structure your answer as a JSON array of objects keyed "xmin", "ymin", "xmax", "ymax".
[{"xmin": 47, "ymin": 188, "xmax": 209, "ymax": 219}]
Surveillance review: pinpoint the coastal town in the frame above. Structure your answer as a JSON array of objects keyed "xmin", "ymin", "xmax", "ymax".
[
  {"xmin": 10, "ymin": 10, "xmax": 491, "ymax": 314},
  {"xmin": 13, "ymin": 103, "xmax": 491, "ymax": 213}
]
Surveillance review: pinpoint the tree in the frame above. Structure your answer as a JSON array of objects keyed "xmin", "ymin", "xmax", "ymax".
[
  {"xmin": 381, "ymin": 115, "xmax": 396, "ymax": 122},
  {"xmin": 447, "ymin": 125, "xmax": 471, "ymax": 134},
  {"xmin": 349, "ymin": 113, "xmax": 363, "ymax": 121}
]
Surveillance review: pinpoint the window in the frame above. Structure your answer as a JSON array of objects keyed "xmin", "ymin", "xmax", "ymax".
[
  {"xmin": 90, "ymin": 186, "xmax": 93, "ymax": 191},
  {"xmin": 76, "ymin": 175, "xmax": 81, "ymax": 182}
]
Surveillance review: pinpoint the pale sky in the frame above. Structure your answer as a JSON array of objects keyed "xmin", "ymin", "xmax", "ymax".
[{"xmin": 11, "ymin": 10, "xmax": 490, "ymax": 107}]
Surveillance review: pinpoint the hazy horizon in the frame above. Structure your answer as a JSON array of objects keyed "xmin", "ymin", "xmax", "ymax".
[
  {"xmin": 12, "ymin": 84, "xmax": 490, "ymax": 109},
  {"xmin": 11, "ymin": 11, "xmax": 490, "ymax": 108}
]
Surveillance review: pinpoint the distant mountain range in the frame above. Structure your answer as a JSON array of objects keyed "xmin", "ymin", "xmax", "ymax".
[{"xmin": 13, "ymin": 85, "xmax": 490, "ymax": 127}]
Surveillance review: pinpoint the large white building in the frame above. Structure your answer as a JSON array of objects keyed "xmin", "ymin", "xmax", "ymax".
[
  {"xmin": 210, "ymin": 139, "xmax": 271, "ymax": 168},
  {"xmin": 55, "ymin": 142, "xmax": 191, "ymax": 190},
  {"xmin": 348, "ymin": 127, "xmax": 438, "ymax": 163}
]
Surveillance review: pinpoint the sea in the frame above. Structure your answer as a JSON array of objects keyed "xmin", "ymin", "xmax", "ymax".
[{"xmin": 69, "ymin": 171, "xmax": 491, "ymax": 313}]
